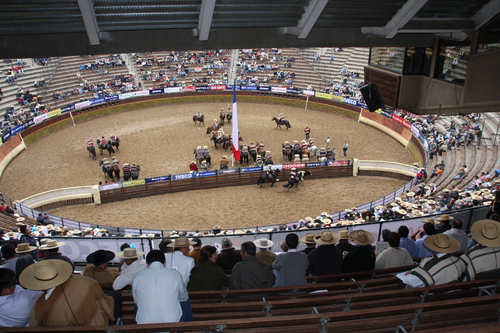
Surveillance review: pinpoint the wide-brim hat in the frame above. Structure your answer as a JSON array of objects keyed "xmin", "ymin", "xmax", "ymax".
[
  {"xmin": 349, "ymin": 230, "xmax": 374, "ymax": 246},
  {"xmin": 398, "ymin": 209, "xmax": 408, "ymax": 215},
  {"xmin": 407, "ymin": 192, "xmax": 415, "ymax": 197},
  {"xmin": 423, "ymin": 234, "xmax": 460, "ymax": 254},
  {"xmin": 167, "ymin": 237, "xmax": 196, "ymax": 247},
  {"xmin": 6, "ymin": 232, "xmax": 18, "ymax": 238},
  {"xmin": 471, "ymin": 219, "xmax": 500, "ymax": 247},
  {"xmin": 321, "ymin": 218, "xmax": 332, "ymax": 225},
  {"xmin": 115, "ymin": 247, "xmax": 144, "ymax": 259},
  {"xmin": 16, "ymin": 242, "xmax": 38, "ymax": 253},
  {"xmin": 436, "ymin": 214, "xmax": 454, "ymax": 222},
  {"xmin": 427, "ymin": 200, "xmax": 436, "ymax": 205},
  {"xmin": 16, "ymin": 217, "xmax": 26, "ymax": 222},
  {"xmin": 254, "ymin": 238, "xmax": 274, "ymax": 248},
  {"xmin": 338, "ymin": 230, "xmax": 349, "ymax": 239},
  {"xmin": 314, "ymin": 231, "xmax": 339, "ymax": 245},
  {"xmin": 86, "ymin": 250, "xmax": 115, "ymax": 265},
  {"xmin": 19, "ymin": 260, "xmax": 73, "ymax": 291},
  {"xmin": 299, "ymin": 232, "xmax": 317, "ymax": 244},
  {"xmin": 39, "ymin": 239, "xmax": 66, "ymax": 250}
]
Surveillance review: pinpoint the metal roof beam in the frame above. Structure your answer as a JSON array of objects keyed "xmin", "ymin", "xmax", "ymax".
[
  {"xmin": 197, "ymin": 0, "xmax": 216, "ymax": 41},
  {"xmin": 361, "ymin": 0, "xmax": 428, "ymax": 38},
  {"xmin": 77, "ymin": 0, "xmax": 101, "ymax": 45},
  {"xmin": 472, "ymin": 0, "xmax": 500, "ymax": 30},
  {"xmin": 282, "ymin": 0, "xmax": 328, "ymax": 39}
]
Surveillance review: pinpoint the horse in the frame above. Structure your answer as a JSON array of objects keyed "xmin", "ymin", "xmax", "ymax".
[
  {"xmin": 257, "ymin": 169, "xmax": 281, "ymax": 188},
  {"xmin": 272, "ymin": 117, "xmax": 291, "ymax": 130},
  {"xmin": 87, "ymin": 145, "xmax": 96, "ymax": 159},
  {"xmin": 112, "ymin": 164, "xmax": 120, "ymax": 180},
  {"xmin": 219, "ymin": 112, "xmax": 225, "ymax": 126},
  {"xmin": 283, "ymin": 170, "xmax": 312, "ymax": 189},
  {"xmin": 193, "ymin": 114, "xmax": 205, "ymax": 126},
  {"xmin": 222, "ymin": 136, "xmax": 232, "ymax": 151},
  {"xmin": 210, "ymin": 132, "xmax": 224, "ymax": 148},
  {"xmin": 282, "ymin": 144, "xmax": 293, "ymax": 162},
  {"xmin": 109, "ymin": 137, "xmax": 120, "ymax": 151},
  {"xmin": 226, "ymin": 112, "xmax": 232, "ymax": 124},
  {"xmin": 96, "ymin": 139, "xmax": 115, "ymax": 156},
  {"xmin": 203, "ymin": 152, "xmax": 211, "ymax": 166},
  {"xmin": 240, "ymin": 149, "xmax": 249, "ymax": 164},
  {"xmin": 206, "ymin": 123, "xmax": 222, "ymax": 134},
  {"xmin": 99, "ymin": 160, "xmax": 113, "ymax": 180}
]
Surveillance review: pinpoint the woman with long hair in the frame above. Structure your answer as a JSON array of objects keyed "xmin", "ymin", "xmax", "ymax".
[{"xmin": 187, "ymin": 245, "xmax": 230, "ymax": 292}]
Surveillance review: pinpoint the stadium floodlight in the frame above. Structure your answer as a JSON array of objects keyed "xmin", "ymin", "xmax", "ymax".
[{"xmin": 77, "ymin": 0, "xmax": 101, "ymax": 45}]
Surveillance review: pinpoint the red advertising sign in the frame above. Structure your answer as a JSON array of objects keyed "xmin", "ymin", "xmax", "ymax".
[
  {"xmin": 328, "ymin": 160, "xmax": 349, "ymax": 166},
  {"xmin": 181, "ymin": 86, "xmax": 196, "ymax": 92},
  {"xmin": 282, "ymin": 163, "xmax": 306, "ymax": 169}
]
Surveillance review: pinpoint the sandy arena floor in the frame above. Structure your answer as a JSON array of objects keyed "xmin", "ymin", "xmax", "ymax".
[{"xmin": 0, "ymin": 102, "xmax": 414, "ymax": 231}]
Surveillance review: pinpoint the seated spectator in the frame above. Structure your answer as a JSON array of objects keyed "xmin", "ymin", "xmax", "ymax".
[
  {"xmin": 0, "ymin": 243, "xmax": 36, "ymax": 280},
  {"xmin": 299, "ymin": 233, "xmax": 317, "ymax": 255},
  {"xmin": 462, "ymin": 219, "xmax": 500, "ymax": 280},
  {"xmin": 375, "ymin": 229, "xmax": 391, "ymax": 255},
  {"xmin": 83, "ymin": 250, "xmax": 120, "ymax": 286},
  {"xmin": 335, "ymin": 230, "xmax": 355, "ymax": 254},
  {"xmin": 342, "ymin": 230, "xmax": 376, "ymax": 273},
  {"xmin": 443, "ymin": 219, "xmax": 468, "ymax": 253},
  {"xmin": 254, "ymin": 238, "xmax": 276, "ymax": 268},
  {"xmin": 375, "ymin": 232, "xmax": 414, "ymax": 270},
  {"xmin": 230, "ymin": 241, "xmax": 275, "ymax": 289},
  {"xmin": 435, "ymin": 214, "xmax": 454, "ymax": 233},
  {"xmin": 308, "ymin": 231, "xmax": 342, "ymax": 276},
  {"xmin": 397, "ymin": 234, "xmax": 464, "ymax": 287},
  {"xmin": 216, "ymin": 237, "xmax": 242, "ymax": 270},
  {"xmin": 19, "ymin": 260, "xmax": 118, "ymax": 326},
  {"xmin": 39, "ymin": 240, "xmax": 74, "ymax": 270},
  {"xmin": 272, "ymin": 233, "xmax": 308, "ymax": 287},
  {"xmin": 188, "ymin": 238, "xmax": 202, "ymax": 266},
  {"xmin": 112, "ymin": 248, "xmax": 146, "ymax": 291},
  {"xmin": 0, "ymin": 268, "xmax": 43, "ymax": 327},
  {"xmin": 187, "ymin": 245, "xmax": 229, "ymax": 291},
  {"xmin": 398, "ymin": 226, "xmax": 417, "ymax": 258},
  {"xmin": 133, "ymin": 250, "xmax": 188, "ymax": 324},
  {"xmin": 414, "ymin": 221, "xmax": 436, "ymax": 258}
]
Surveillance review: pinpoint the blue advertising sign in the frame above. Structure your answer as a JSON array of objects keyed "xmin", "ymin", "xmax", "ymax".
[
  {"xmin": 286, "ymin": 89, "xmax": 302, "ymax": 94},
  {"xmin": 90, "ymin": 98, "xmax": 105, "ymax": 106},
  {"xmin": 241, "ymin": 166, "xmax": 262, "ymax": 173},
  {"xmin": 11, "ymin": 125, "xmax": 23, "ymax": 136},
  {"xmin": 105, "ymin": 95, "xmax": 119, "ymax": 102},
  {"xmin": 145, "ymin": 175, "xmax": 171, "ymax": 183},
  {"xmin": 2, "ymin": 132, "xmax": 11, "ymax": 143},
  {"xmin": 257, "ymin": 86, "xmax": 271, "ymax": 91},
  {"xmin": 196, "ymin": 171, "xmax": 217, "ymax": 177},
  {"xmin": 219, "ymin": 169, "xmax": 237, "ymax": 175},
  {"xmin": 343, "ymin": 98, "xmax": 357, "ymax": 106},
  {"xmin": 241, "ymin": 86, "xmax": 257, "ymax": 91},
  {"xmin": 381, "ymin": 110, "xmax": 393, "ymax": 118},
  {"xmin": 172, "ymin": 173, "xmax": 195, "ymax": 180},
  {"xmin": 149, "ymin": 88, "xmax": 164, "ymax": 94},
  {"xmin": 195, "ymin": 86, "xmax": 210, "ymax": 91},
  {"xmin": 306, "ymin": 162, "xmax": 326, "ymax": 167},
  {"xmin": 61, "ymin": 104, "xmax": 75, "ymax": 113}
]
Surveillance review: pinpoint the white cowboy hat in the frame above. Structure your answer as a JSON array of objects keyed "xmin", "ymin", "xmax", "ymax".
[
  {"xmin": 39, "ymin": 239, "xmax": 66, "ymax": 250},
  {"xmin": 115, "ymin": 247, "xmax": 144, "ymax": 259},
  {"xmin": 349, "ymin": 230, "xmax": 375, "ymax": 246},
  {"xmin": 471, "ymin": 220, "xmax": 500, "ymax": 247},
  {"xmin": 19, "ymin": 260, "xmax": 73, "ymax": 291},
  {"xmin": 254, "ymin": 238, "xmax": 274, "ymax": 248},
  {"xmin": 314, "ymin": 231, "xmax": 339, "ymax": 245},
  {"xmin": 299, "ymin": 233, "xmax": 317, "ymax": 244},
  {"xmin": 423, "ymin": 234, "xmax": 460, "ymax": 254},
  {"xmin": 436, "ymin": 214, "xmax": 455, "ymax": 222}
]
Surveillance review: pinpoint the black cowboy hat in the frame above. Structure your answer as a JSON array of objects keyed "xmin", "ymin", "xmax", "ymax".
[{"xmin": 86, "ymin": 250, "xmax": 115, "ymax": 266}]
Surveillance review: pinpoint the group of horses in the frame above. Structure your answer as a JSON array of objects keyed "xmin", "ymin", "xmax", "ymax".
[
  {"xmin": 282, "ymin": 142, "xmax": 318, "ymax": 162},
  {"xmin": 87, "ymin": 138, "xmax": 120, "ymax": 159},
  {"xmin": 192, "ymin": 111, "xmax": 232, "ymax": 130},
  {"xmin": 257, "ymin": 169, "xmax": 312, "ymax": 189},
  {"xmin": 209, "ymin": 132, "xmax": 232, "ymax": 150},
  {"xmin": 99, "ymin": 160, "xmax": 140, "ymax": 181}
]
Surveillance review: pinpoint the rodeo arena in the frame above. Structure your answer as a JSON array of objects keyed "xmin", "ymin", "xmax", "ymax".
[{"xmin": 1, "ymin": 1, "xmax": 500, "ymax": 332}]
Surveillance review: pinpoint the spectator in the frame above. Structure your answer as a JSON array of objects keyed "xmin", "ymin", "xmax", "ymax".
[
  {"xmin": 188, "ymin": 238, "xmax": 202, "ymax": 265},
  {"xmin": 113, "ymin": 248, "xmax": 146, "ymax": 291},
  {"xmin": 0, "ymin": 243, "xmax": 36, "ymax": 280},
  {"xmin": 216, "ymin": 237, "xmax": 242, "ymax": 270},
  {"xmin": 187, "ymin": 245, "xmax": 230, "ymax": 291},
  {"xmin": 375, "ymin": 232, "xmax": 414, "ymax": 270},
  {"xmin": 18, "ymin": 226, "xmax": 38, "ymax": 261},
  {"xmin": 272, "ymin": 234, "xmax": 308, "ymax": 287},
  {"xmin": 39, "ymin": 240, "xmax": 74, "ymax": 270},
  {"xmin": 375, "ymin": 229, "xmax": 391, "ymax": 255},
  {"xmin": 299, "ymin": 233, "xmax": 317, "ymax": 255},
  {"xmin": 435, "ymin": 214, "xmax": 454, "ymax": 233},
  {"xmin": 165, "ymin": 237, "xmax": 196, "ymax": 286},
  {"xmin": 20, "ymin": 260, "xmax": 118, "ymax": 326},
  {"xmin": 0, "ymin": 268, "xmax": 43, "ymax": 327},
  {"xmin": 336, "ymin": 230, "xmax": 355, "ymax": 254},
  {"xmin": 230, "ymin": 241, "xmax": 275, "ymax": 289},
  {"xmin": 132, "ymin": 250, "xmax": 188, "ymax": 324},
  {"xmin": 83, "ymin": 250, "xmax": 120, "ymax": 287},
  {"xmin": 308, "ymin": 231, "xmax": 343, "ymax": 276},
  {"xmin": 254, "ymin": 238, "xmax": 277, "ymax": 268},
  {"xmin": 443, "ymin": 220, "xmax": 468, "ymax": 253},
  {"xmin": 415, "ymin": 221, "xmax": 437, "ymax": 258},
  {"xmin": 342, "ymin": 230, "xmax": 376, "ymax": 273},
  {"xmin": 398, "ymin": 226, "xmax": 417, "ymax": 258}
]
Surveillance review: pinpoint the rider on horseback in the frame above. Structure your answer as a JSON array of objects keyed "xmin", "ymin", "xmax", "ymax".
[
  {"xmin": 212, "ymin": 119, "xmax": 218, "ymax": 127},
  {"xmin": 283, "ymin": 141, "xmax": 291, "ymax": 150},
  {"xmin": 100, "ymin": 136, "xmax": 107, "ymax": 146},
  {"xmin": 308, "ymin": 138, "xmax": 314, "ymax": 147},
  {"xmin": 122, "ymin": 163, "xmax": 131, "ymax": 181},
  {"xmin": 249, "ymin": 142, "xmax": 257, "ymax": 153},
  {"xmin": 301, "ymin": 140, "xmax": 309, "ymax": 150},
  {"xmin": 200, "ymin": 160, "xmax": 208, "ymax": 172},
  {"xmin": 220, "ymin": 155, "xmax": 229, "ymax": 169},
  {"xmin": 196, "ymin": 110, "xmax": 202, "ymax": 117},
  {"xmin": 130, "ymin": 163, "xmax": 140, "ymax": 179},
  {"xmin": 266, "ymin": 166, "xmax": 278, "ymax": 182},
  {"xmin": 289, "ymin": 168, "xmax": 299, "ymax": 182},
  {"xmin": 258, "ymin": 140, "xmax": 265, "ymax": 150},
  {"xmin": 216, "ymin": 129, "xmax": 224, "ymax": 139},
  {"xmin": 87, "ymin": 138, "xmax": 94, "ymax": 147},
  {"xmin": 277, "ymin": 113, "xmax": 284, "ymax": 124},
  {"xmin": 293, "ymin": 140, "xmax": 300, "ymax": 151},
  {"xmin": 111, "ymin": 157, "xmax": 119, "ymax": 166}
]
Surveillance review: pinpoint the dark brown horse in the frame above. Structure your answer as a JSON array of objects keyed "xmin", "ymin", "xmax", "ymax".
[
  {"xmin": 272, "ymin": 117, "xmax": 291, "ymax": 130},
  {"xmin": 87, "ymin": 145, "xmax": 96, "ymax": 159},
  {"xmin": 193, "ymin": 114, "xmax": 204, "ymax": 125}
]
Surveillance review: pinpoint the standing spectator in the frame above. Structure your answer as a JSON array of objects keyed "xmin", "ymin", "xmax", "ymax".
[
  {"xmin": 216, "ymin": 238, "xmax": 242, "ymax": 271},
  {"xmin": 343, "ymin": 141, "xmax": 349, "ymax": 157},
  {"xmin": 113, "ymin": 248, "xmax": 146, "ymax": 290},
  {"xmin": 272, "ymin": 234, "xmax": 308, "ymax": 287},
  {"xmin": 254, "ymin": 238, "xmax": 276, "ymax": 268},
  {"xmin": 308, "ymin": 231, "xmax": 342, "ymax": 276},
  {"xmin": 342, "ymin": 230, "xmax": 376, "ymax": 273},
  {"xmin": 304, "ymin": 126, "xmax": 311, "ymax": 140},
  {"xmin": 132, "ymin": 250, "xmax": 188, "ymax": 324},
  {"xmin": 188, "ymin": 238, "xmax": 202, "ymax": 266},
  {"xmin": 375, "ymin": 232, "xmax": 414, "ymax": 270},
  {"xmin": 187, "ymin": 245, "xmax": 230, "ymax": 291},
  {"xmin": 230, "ymin": 242, "xmax": 275, "ymax": 289}
]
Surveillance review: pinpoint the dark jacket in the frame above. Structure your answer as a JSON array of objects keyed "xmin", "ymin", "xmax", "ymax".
[
  {"xmin": 308, "ymin": 244, "xmax": 343, "ymax": 276},
  {"xmin": 187, "ymin": 261, "xmax": 230, "ymax": 291},
  {"xmin": 342, "ymin": 246, "xmax": 376, "ymax": 273},
  {"xmin": 216, "ymin": 247, "xmax": 242, "ymax": 271}
]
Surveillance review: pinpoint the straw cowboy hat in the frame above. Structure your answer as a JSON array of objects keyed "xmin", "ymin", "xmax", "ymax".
[
  {"xmin": 167, "ymin": 237, "xmax": 196, "ymax": 248},
  {"xmin": 115, "ymin": 247, "xmax": 144, "ymax": 259},
  {"xmin": 421, "ymin": 217, "xmax": 436, "ymax": 224},
  {"xmin": 86, "ymin": 250, "xmax": 115, "ymax": 266},
  {"xmin": 398, "ymin": 209, "xmax": 408, "ymax": 215},
  {"xmin": 19, "ymin": 260, "xmax": 73, "ymax": 291},
  {"xmin": 6, "ymin": 232, "xmax": 17, "ymax": 238},
  {"xmin": 16, "ymin": 242, "xmax": 38, "ymax": 254},
  {"xmin": 338, "ymin": 230, "xmax": 349, "ymax": 240},
  {"xmin": 406, "ymin": 192, "xmax": 415, "ymax": 197},
  {"xmin": 349, "ymin": 230, "xmax": 374, "ymax": 246},
  {"xmin": 314, "ymin": 231, "xmax": 339, "ymax": 245},
  {"xmin": 16, "ymin": 217, "xmax": 26, "ymax": 222},
  {"xmin": 436, "ymin": 214, "xmax": 455, "ymax": 222},
  {"xmin": 427, "ymin": 200, "xmax": 436, "ymax": 205},
  {"xmin": 254, "ymin": 238, "xmax": 274, "ymax": 248},
  {"xmin": 299, "ymin": 233, "xmax": 317, "ymax": 244},
  {"xmin": 322, "ymin": 218, "xmax": 332, "ymax": 225},
  {"xmin": 39, "ymin": 239, "xmax": 66, "ymax": 250},
  {"xmin": 423, "ymin": 234, "xmax": 460, "ymax": 254},
  {"xmin": 471, "ymin": 219, "xmax": 500, "ymax": 247}
]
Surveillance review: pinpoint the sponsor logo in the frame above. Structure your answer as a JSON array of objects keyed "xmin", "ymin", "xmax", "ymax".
[
  {"xmin": 271, "ymin": 87, "xmax": 287, "ymax": 93},
  {"xmin": 241, "ymin": 86, "xmax": 257, "ymax": 91},
  {"xmin": 164, "ymin": 87, "xmax": 181, "ymax": 93},
  {"xmin": 90, "ymin": 98, "xmax": 105, "ymax": 105},
  {"xmin": 219, "ymin": 169, "xmax": 237, "ymax": 175},
  {"xmin": 195, "ymin": 86, "xmax": 210, "ymax": 91},
  {"xmin": 282, "ymin": 163, "xmax": 306, "ymax": 169},
  {"xmin": 329, "ymin": 160, "xmax": 349, "ymax": 166},
  {"xmin": 343, "ymin": 98, "xmax": 357, "ymax": 106},
  {"xmin": 172, "ymin": 173, "xmax": 195, "ymax": 180},
  {"xmin": 303, "ymin": 90, "xmax": 315, "ymax": 96},
  {"xmin": 306, "ymin": 162, "xmax": 325, "ymax": 167},
  {"xmin": 61, "ymin": 105, "xmax": 75, "ymax": 113},
  {"xmin": 181, "ymin": 86, "xmax": 196, "ymax": 92},
  {"xmin": 196, "ymin": 171, "xmax": 217, "ymax": 177},
  {"xmin": 257, "ymin": 86, "xmax": 271, "ymax": 91},
  {"xmin": 241, "ymin": 167, "xmax": 262, "ymax": 173},
  {"xmin": 123, "ymin": 179, "xmax": 146, "ymax": 187},
  {"xmin": 149, "ymin": 88, "xmax": 164, "ymax": 94},
  {"xmin": 315, "ymin": 92, "xmax": 332, "ymax": 99},
  {"xmin": 100, "ymin": 182, "xmax": 123, "ymax": 190},
  {"xmin": 210, "ymin": 85, "xmax": 226, "ymax": 90},
  {"xmin": 145, "ymin": 175, "xmax": 171, "ymax": 183}
]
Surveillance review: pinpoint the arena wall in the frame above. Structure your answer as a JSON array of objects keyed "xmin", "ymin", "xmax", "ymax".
[{"xmin": 0, "ymin": 134, "xmax": 25, "ymax": 178}]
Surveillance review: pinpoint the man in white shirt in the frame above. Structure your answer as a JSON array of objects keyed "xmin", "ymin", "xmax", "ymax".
[
  {"xmin": 0, "ymin": 268, "xmax": 43, "ymax": 327},
  {"xmin": 112, "ymin": 248, "xmax": 146, "ymax": 291},
  {"xmin": 443, "ymin": 219, "xmax": 469, "ymax": 253},
  {"xmin": 133, "ymin": 250, "xmax": 188, "ymax": 324}
]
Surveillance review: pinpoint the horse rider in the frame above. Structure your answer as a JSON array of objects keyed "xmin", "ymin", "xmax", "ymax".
[
  {"xmin": 212, "ymin": 119, "xmax": 218, "ymax": 128},
  {"xmin": 196, "ymin": 110, "xmax": 202, "ymax": 117},
  {"xmin": 219, "ymin": 108, "xmax": 225, "ymax": 118},
  {"xmin": 288, "ymin": 168, "xmax": 299, "ymax": 184},
  {"xmin": 87, "ymin": 137, "xmax": 94, "ymax": 147},
  {"xmin": 122, "ymin": 163, "xmax": 130, "ymax": 181},
  {"xmin": 195, "ymin": 146, "xmax": 204, "ymax": 161},
  {"xmin": 266, "ymin": 166, "xmax": 277, "ymax": 181},
  {"xmin": 258, "ymin": 140, "xmax": 265, "ymax": 151},
  {"xmin": 130, "ymin": 163, "xmax": 140, "ymax": 180},
  {"xmin": 308, "ymin": 138, "xmax": 314, "ymax": 147},
  {"xmin": 301, "ymin": 140, "xmax": 309, "ymax": 150},
  {"xmin": 249, "ymin": 142, "xmax": 257, "ymax": 153},
  {"xmin": 220, "ymin": 155, "xmax": 229, "ymax": 169},
  {"xmin": 100, "ymin": 136, "xmax": 107, "ymax": 146},
  {"xmin": 216, "ymin": 129, "xmax": 224, "ymax": 139},
  {"xmin": 319, "ymin": 147, "xmax": 327, "ymax": 161},
  {"xmin": 101, "ymin": 158, "xmax": 111, "ymax": 169},
  {"xmin": 277, "ymin": 113, "xmax": 284, "ymax": 124},
  {"xmin": 332, "ymin": 147, "xmax": 337, "ymax": 161},
  {"xmin": 203, "ymin": 145, "xmax": 210, "ymax": 155},
  {"xmin": 111, "ymin": 157, "xmax": 119, "ymax": 166},
  {"xmin": 255, "ymin": 154, "xmax": 263, "ymax": 166},
  {"xmin": 326, "ymin": 147, "xmax": 333, "ymax": 161},
  {"xmin": 265, "ymin": 151, "xmax": 273, "ymax": 165},
  {"xmin": 304, "ymin": 126, "xmax": 311, "ymax": 139},
  {"xmin": 200, "ymin": 160, "xmax": 208, "ymax": 172},
  {"xmin": 110, "ymin": 134, "xmax": 119, "ymax": 144},
  {"xmin": 283, "ymin": 141, "xmax": 291, "ymax": 150},
  {"xmin": 240, "ymin": 144, "xmax": 249, "ymax": 163}
]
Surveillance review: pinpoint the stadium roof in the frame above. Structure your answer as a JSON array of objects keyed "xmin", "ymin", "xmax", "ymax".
[{"xmin": 1, "ymin": 0, "xmax": 499, "ymax": 58}]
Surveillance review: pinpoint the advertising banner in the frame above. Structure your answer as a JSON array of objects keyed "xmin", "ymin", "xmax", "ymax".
[
  {"xmin": 122, "ymin": 179, "xmax": 146, "ymax": 187},
  {"xmin": 34, "ymin": 114, "xmax": 48, "ymax": 124},
  {"xmin": 119, "ymin": 91, "xmax": 149, "ymax": 100},
  {"xmin": 306, "ymin": 162, "xmax": 326, "ymax": 167},
  {"xmin": 61, "ymin": 104, "xmax": 75, "ymax": 113},
  {"xmin": 315, "ymin": 92, "xmax": 332, "ymax": 100},
  {"xmin": 210, "ymin": 85, "xmax": 226, "ymax": 90},
  {"xmin": 286, "ymin": 88, "xmax": 301, "ymax": 94},
  {"xmin": 47, "ymin": 109, "xmax": 62, "ymax": 119},
  {"xmin": 90, "ymin": 98, "xmax": 105, "ymax": 105},
  {"xmin": 343, "ymin": 98, "xmax": 358, "ymax": 106},
  {"xmin": 105, "ymin": 95, "xmax": 119, "ymax": 102},
  {"xmin": 2, "ymin": 132, "xmax": 11, "ymax": 143},
  {"xmin": 219, "ymin": 169, "xmax": 237, "ymax": 175},
  {"xmin": 195, "ymin": 86, "xmax": 211, "ymax": 91},
  {"xmin": 172, "ymin": 173, "xmax": 195, "ymax": 180},
  {"xmin": 257, "ymin": 86, "xmax": 271, "ymax": 91},
  {"xmin": 328, "ymin": 160, "xmax": 349, "ymax": 166},
  {"xmin": 241, "ymin": 86, "xmax": 258, "ymax": 91},
  {"xmin": 164, "ymin": 87, "xmax": 181, "ymax": 93},
  {"xmin": 145, "ymin": 175, "xmax": 171, "ymax": 184},
  {"xmin": 282, "ymin": 163, "xmax": 306, "ymax": 169},
  {"xmin": 74, "ymin": 100, "xmax": 90, "ymax": 109},
  {"xmin": 241, "ymin": 166, "xmax": 262, "ymax": 173},
  {"xmin": 331, "ymin": 95, "xmax": 344, "ymax": 102},
  {"xmin": 149, "ymin": 88, "xmax": 164, "ymax": 94},
  {"xmin": 271, "ymin": 87, "xmax": 287, "ymax": 93},
  {"xmin": 10, "ymin": 124, "xmax": 23, "ymax": 136},
  {"xmin": 196, "ymin": 171, "xmax": 217, "ymax": 177},
  {"xmin": 181, "ymin": 86, "xmax": 196, "ymax": 92},
  {"xmin": 100, "ymin": 182, "xmax": 122, "ymax": 191},
  {"xmin": 303, "ymin": 90, "xmax": 315, "ymax": 96}
]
